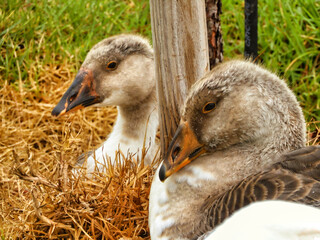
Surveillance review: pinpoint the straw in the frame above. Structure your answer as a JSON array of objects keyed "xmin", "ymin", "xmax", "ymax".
[{"xmin": 0, "ymin": 62, "xmax": 158, "ymax": 239}]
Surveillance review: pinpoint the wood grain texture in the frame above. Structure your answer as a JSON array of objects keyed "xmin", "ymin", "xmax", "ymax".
[{"xmin": 150, "ymin": 0, "xmax": 210, "ymax": 155}]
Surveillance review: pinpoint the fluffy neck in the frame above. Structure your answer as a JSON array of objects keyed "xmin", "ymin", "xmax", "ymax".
[
  {"xmin": 108, "ymin": 88, "xmax": 158, "ymax": 160},
  {"xmin": 149, "ymin": 142, "xmax": 284, "ymax": 240},
  {"xmin": 176, "ymin": 141, "xmax": 283, "ymax": 197}
]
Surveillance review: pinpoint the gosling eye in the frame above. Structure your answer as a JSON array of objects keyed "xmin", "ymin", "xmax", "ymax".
[
  {"xmin": 106, "ymin": 61, "xmax": 118, "ymax": 70},
  {"xmin": 202, "ymin": 102, "xmax": 216, "ymax": 114}
]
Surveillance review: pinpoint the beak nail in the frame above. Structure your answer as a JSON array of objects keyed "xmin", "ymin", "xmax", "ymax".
[{"xmin": 159, "ymin": 164, "xmax": 166, "ymax": 182}]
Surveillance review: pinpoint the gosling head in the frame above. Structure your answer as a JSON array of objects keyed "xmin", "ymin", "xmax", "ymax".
[
  {"xmin": 160, "ymin": 60, "xmax": 306, "ymax": 181},
  {"xmin": 52, "ymin": 34, "xmax": 154, "ymax": 116}
]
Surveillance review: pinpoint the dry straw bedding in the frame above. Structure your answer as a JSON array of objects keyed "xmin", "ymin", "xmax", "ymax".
[
  {"xmin": 0, "ymin": 63, "xmax": 157, "ymax": 239},
  {"xmin": 0, "ymin": 63, "xmax": 319, "ymax": 239}
]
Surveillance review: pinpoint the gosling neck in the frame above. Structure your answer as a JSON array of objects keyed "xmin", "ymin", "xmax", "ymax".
[
  {"xmin": 174, "ymin": 140, "xmax": 283, "ymax": 192},
  {"xmin": 113, "ymin": 87, "xmax": 158, "ymax": 145}
]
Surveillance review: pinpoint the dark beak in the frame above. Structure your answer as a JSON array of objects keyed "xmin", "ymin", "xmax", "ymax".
[
  {"xmin": 52, "ymin": 68, "xmax": 101, "ymax": 116},
  {"xmin": 159, "ymin": 120, "xmax": 206, "ymax": 182}
]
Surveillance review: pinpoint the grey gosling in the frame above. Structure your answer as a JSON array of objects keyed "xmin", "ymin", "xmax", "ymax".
[
  {"xmin": 149, "ymin": 60, "xmax": 320, "ymax": 240},
  {"xmin": 52, "ymin": 34, "xmax": 158, "ymax": 173}
]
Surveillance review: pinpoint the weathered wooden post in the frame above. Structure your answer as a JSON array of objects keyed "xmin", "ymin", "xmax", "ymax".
[{"xmin": 149, "ymin": 1, "xmax": 210, "ymax": 155}]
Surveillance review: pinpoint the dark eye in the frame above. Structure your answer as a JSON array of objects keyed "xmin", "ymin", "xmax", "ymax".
[
  {"xmin": 202, "ymin": 102, "xmax": 216, "ymax": 113},
  {"xmin": 106, "ymin": 61, "xmax": 117, "ymax": 70}
]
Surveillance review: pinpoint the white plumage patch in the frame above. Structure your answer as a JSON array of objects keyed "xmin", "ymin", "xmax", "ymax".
[
  {"xmin": 149, "ymin": 168, "xmax": 178, "ymax": 240},
  {"xmin": 206, "ymin": 201, "xmax": 320, "ymax": 240},
  {"xmin": 83, "ymin": 115, "xmax": 156, "ymax": 172}
]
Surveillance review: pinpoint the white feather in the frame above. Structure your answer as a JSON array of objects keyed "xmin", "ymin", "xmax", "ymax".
[{"xmin": 205, "ymin": 201, "xmax": 320, "ymax": 240}]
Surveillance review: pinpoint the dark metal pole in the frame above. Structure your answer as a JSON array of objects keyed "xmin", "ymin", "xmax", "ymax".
[{"xmin": 244, "ymin": 0, "xmax": 258, "ymax": 60}]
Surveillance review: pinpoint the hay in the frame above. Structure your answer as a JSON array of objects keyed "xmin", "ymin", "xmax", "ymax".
[
  {"xmin": 307, "ymin": 120, "xmax": 320, "ymax": 146},
  {"xmin": 0, "ymin": 62, "xmax": 158, "ymax": 239}
]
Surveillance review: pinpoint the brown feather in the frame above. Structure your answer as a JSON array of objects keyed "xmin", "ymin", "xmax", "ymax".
[{"xmin": 202, "ymin": 145, "xmax": 320, "ymax": 230}]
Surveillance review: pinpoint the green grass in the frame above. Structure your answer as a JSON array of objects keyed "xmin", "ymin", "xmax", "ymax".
[
  {"xmin": 222, "ymin": 0, "xmax": 320, "ymax": 122},
  {"xmin": 0, "ymin": 0, "xmax": 151, "ymax": 88},
  {"xmin": 1, "ymin": 0, "xmax": 319, "ymax": 123}
]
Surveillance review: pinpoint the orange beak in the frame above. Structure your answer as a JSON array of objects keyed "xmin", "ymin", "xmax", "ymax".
[
  {"xmin": 51, "ymin": 68, "xmax": 101, "ymax": 117},
  {"xmin": 159, "ymin": 120, "xmax": 206, "ymax": 181}
]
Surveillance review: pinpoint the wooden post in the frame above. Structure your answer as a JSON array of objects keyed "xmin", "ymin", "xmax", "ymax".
[{"xmin": 150, "ymin": 1, "xmax": 210, "ymax": 155}]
